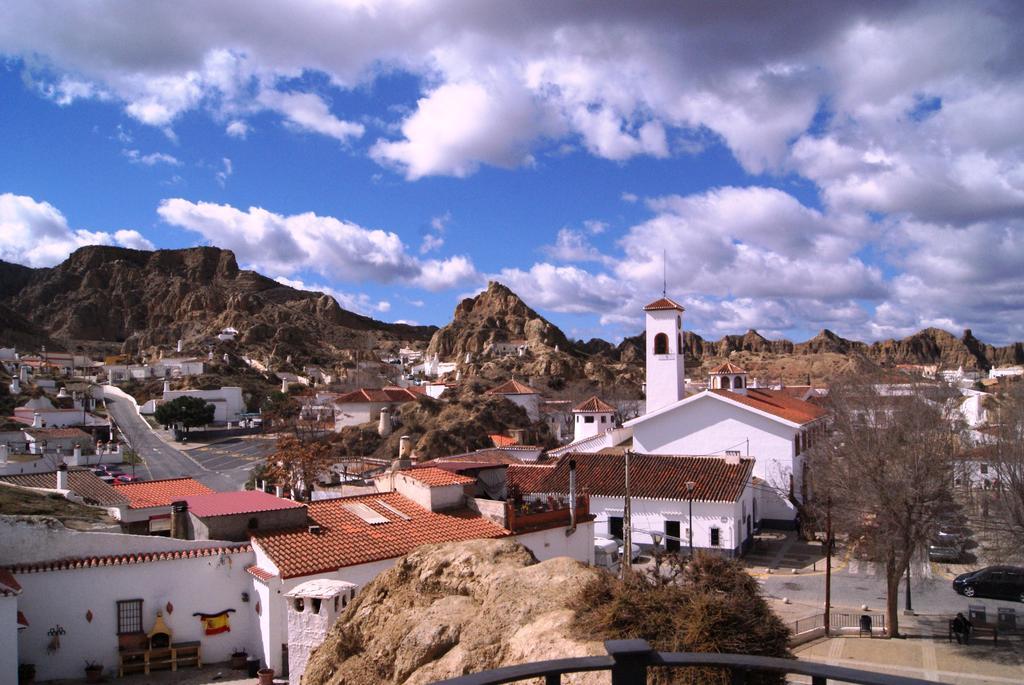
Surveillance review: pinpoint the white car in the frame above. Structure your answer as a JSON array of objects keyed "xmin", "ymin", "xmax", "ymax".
[{"xmin": 596, "ymin": 534, "xmax": 642, "ymax": 562}]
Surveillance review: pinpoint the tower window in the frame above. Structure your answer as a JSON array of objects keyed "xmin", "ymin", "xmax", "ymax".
[
  {"xmin": 653, "ymin": 333, "xmax": 669, "ymax": 355},
  {"xmin": 721, "ymin": 376, "xmax": 731, "ymax": 390},
  {"xmin": 734, "ymin": 376, "xmax": 744, "ymax": 389},
  {"xmin": 584, "ymin": 416, "xmax": 594, "ymax": 423}
]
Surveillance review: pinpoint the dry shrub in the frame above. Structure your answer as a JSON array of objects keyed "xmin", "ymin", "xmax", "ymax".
[{"xmin": 574, "ymin": 552, "xmax": 791, "ymax": 685}]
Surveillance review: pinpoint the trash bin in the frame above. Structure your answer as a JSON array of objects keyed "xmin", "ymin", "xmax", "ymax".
[
  {"xmin": 997, "ymin": 607, "xmax": 1017, "ymax": 631},
  {"xmin": 859, "ymin": 614, "xmax": 872, "ymax": 635},
  {"xmin": 247, "ymin": 658, "xmax": 261, "ymax": 677},
  {"xmin": 968, "ymin": 604, "xmax": 986, "ymax": 625}
]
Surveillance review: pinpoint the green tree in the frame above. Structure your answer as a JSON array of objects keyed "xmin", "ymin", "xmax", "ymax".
[{"xmin": 154, "ymin": 396, "xmax": 215, "ymax": 433}]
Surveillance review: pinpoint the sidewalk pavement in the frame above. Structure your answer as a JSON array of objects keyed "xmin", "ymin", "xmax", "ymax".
[{"xmin": 793, "ymin": 613, "xmax": 1024, "ymax": 684}]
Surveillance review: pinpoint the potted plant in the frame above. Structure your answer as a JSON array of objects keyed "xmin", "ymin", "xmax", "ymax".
[
  {"xmin": 17, "ymin": 663, "xmax": 35, "ymax": 684},
  {"xmin": 84, "ymin": 660, "xmax": 103, "ymax": 683},
  {"xmin": 230, "ymin": 647, "xmax": 248, "ymax": 670},
  {"xmin": 257, "ymin": 667, "xmax": 275, "ymax": 685}
]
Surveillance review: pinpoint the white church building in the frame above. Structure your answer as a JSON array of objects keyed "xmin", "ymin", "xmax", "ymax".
[{"xmin": 624, "ymin": 297, "xmax": 827, "ymax": 529}]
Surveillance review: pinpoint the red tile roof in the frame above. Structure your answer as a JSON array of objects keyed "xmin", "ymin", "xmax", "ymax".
[
  {"xmin": 252, "ymin": 492, "xmax": 508, "ymax": 579},
  {"xmin": 402, "ymin": 467, "xmax": 476, "ymax": 487},
  {"xmin": 113, "ymin": 477, "xmax": 215, "ymax": 509},
  {"xmin": 489, "ymin": 434, "xmax": 519, "ymax": 447},
  {"xmin": 183, "ymin": 491, "xmax": 306, "ymax": 518},
  {"xmin": 711, "ymin": 389, "xmax": 826, "ymax": 425},
  {"xmin": 246, "ymin": 565, "xmax": 275, "ymax": 582},
  {"xmin": 508, "ymin": 453, "xmax": 753, "ymax": 502},
  {"xmin": 334, "ymin": 387, "xmax": 419, "ymax": 404},
  {"xmin": 573, "ymin": 396, "xmax": 616, "ymax": 413},
  {"xmin": 0, "ymin": 568, "xmax": 22, "ymax": 596},
  {"xmin": 710, "ymin": 361, "xmax": 747, "ymax": 375},
  {"xmin": 434, "ymin": 450, "xmax": 527, "ymax": 466},
  {"xmin": 0, "ymin": 469, "xmax": 129, "ymax": 507},
  {"xmin": 4, "ymin": 545, "xmax": 251, "ymax": 574},
  {"xmin": 24, "ymin": 428, "xmax": 94, "ymax": 440},
  {"xmin": 643, "ymin": 297, "xmax": 685, "ymax": 311},
  {"xmin": 486, "ymin": 379, "xmax": 540, "ymax": 395}
]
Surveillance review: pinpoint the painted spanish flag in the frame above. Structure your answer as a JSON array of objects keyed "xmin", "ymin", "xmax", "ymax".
[{"xmin": 192, "ymin": 609, "xmax": 235, "ymax": 635}]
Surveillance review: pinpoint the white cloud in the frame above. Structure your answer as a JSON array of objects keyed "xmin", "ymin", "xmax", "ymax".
[
  {"xmin": 257, "ymin": 89, "xmax": 364, "ymax": 142},
  {"xmin": 225, "ymin": 120, "xmax": 250, "ymax": 138},
  {"xmin": 158, "ymin": 198, "xmax": 478, "ymax": 291},
  {"xmin": 541, "ymin": 227, "xmax": 610, "ymax": 265},
  {"xmin": 0, "ymin": 193, "xmax": 152, "ymax": 267},
  {"xmin": 216, "ymin": 157, "xmax": 233, "ymax": 187},
  {"xmin": 122, "ymin": 149, "xmax": 182, "ymax": 166},
  {"xmin": 273, "ymin": 276, "xmax": 390, "ymax": 318},
  {"xmin": 420, "ymin": 233, "xmax": 444, "ymax": 254}
]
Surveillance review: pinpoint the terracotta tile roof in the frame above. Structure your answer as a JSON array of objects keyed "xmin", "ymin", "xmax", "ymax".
[
  {"xmin": 24, "ymin": 428, "xmax": 94, "ymax": 440},
  {"xmin": 402, "ymin": 467, "xmax": 476, "ymax": 487},
  {"xmin": 0, "ymin": 468, "xmax": 129, "ymax": 507},
  {"xmin": 434, "ymin": 449, "xmax": 527, "ymax": 466},
  {"xmin": 643, "ymin": 297, "xmax": 685, "ymax": 311},
  {"xmin": 710, "ymin": 361, "xmax": 747, "ymax": 375},
  {"xmin": 505, "ymin": 464, "xmax": 556, "ymax": 493},
  {"xmin": 246, "ymin": 565, "xmax": 275, "ymax": 582},
  {"xmin": 489, "ymin": 434, "xmax": 519, "ymax": 447},
  {"xmin": 251, "ymin": 492, "xmax": 508, "ymax": 579},
  {"xmin": 0, "ymin": 568, "xmax": 22, "ymax": 596},
  {"xmin": 183, "ymin": 491, "xmax": 306, "ymax": 518},
  {"xmin": 573, "ymin": 396, "xmax": 616, "ymax": 413},
  {"xmin": 508, "ymin": 453, "xmax": 753, "ymax": 502},
  {"xmin": 113, "ymin": 477, "xmax": 215, "ymax": 509},
  {"xmin": 711, "ymin": 388, "xmax": 826, "ymax": 425},
  {"xmin": 778, "ymin": 385, "xmax": 813, "ymax": 400},
  {"xmin": 4, "ymin": 545, "xmax": 251, "ymax": 574},
  {"xmin": 334, "ymin": 387, "xmax": 419, "ymax": 404},
  {"xmin": 486, "ymin": 379, "xmax": 540, "ymax": 395}
]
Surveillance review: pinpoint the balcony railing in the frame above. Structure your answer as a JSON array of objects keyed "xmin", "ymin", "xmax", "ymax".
[
  {"xmin": 505, "ymin": 493, "xmax": 589, "ymax": 533},
  {"xmin": 432, "ymin": 639, "xmax": 936, "ymax": 685}
]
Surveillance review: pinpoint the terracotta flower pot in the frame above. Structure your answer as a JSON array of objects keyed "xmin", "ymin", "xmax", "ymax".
[
  {"xmin": 231, "ymin": 653, "xmax": 248, "ymax": 670},
  {"xmin": 257, "ymin": 667, "xmax": 275, "ymax": 685},
  {"xmin": 85, "ymin": 665, "xmax": 103, "ymax": 683}
]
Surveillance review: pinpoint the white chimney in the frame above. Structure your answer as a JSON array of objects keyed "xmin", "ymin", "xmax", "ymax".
[
  {"xmin": 378, "ymin": 407, "xmax": 392, "ymax": 437},
  {"xmin": 724, "ymin": 450, "xmax": 741, "ymax": 466},
  {"xmin": 32, "ymin": 412, "xmax": 42, "ymax": 428},
  {"xmin": 57, "ymin": 386, "xmax": 68, "ymax": 398},
  {"xmin": 56, "ymin": 463, "xmax": 69, "ymax": 490},
  {"xmin": 163, "ymin": 380, "xmax": 171, "ymax": 394},
  {"xmin": 399, "ymin": 435, "xmax": 413, "ymax": 460},
  {"xmin": 275, "ymin": 485, "xmax": 284, "ymax": 498},
  {"xmin": 9, "ymin": 378, "xmax": 19, "ymax": 394},
  {"xmin": 281, "ymin": 379, "xmax": 289, "ymax": 393},
  {"xmin": 177, "ymin": 339, "xmax": 183, "ymax": 353},
  {"xmin": 73, "ymin": 443, "xmax": 82, "ymax": 461},
  {"xmin": 19, "ymin": 366, "xmax": 29, "ymax": 382},
  {"xmin": 0, "ymin": 444, "xmax": 8, "ymax": 464}
]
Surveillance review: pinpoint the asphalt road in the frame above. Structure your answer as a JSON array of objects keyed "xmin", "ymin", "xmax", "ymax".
[{"xmin": 104, "ymin": 394, "xmax": 240, "ymax": 491}]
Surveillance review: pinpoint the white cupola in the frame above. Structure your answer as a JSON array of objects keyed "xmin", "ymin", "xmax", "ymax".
[
  {"xmin": 643, "ymin": 297, "xmax": 686, "ymax": 415},
  {"xmin": 709, "ymin": 362, "xmax": 748, "ymax": 396},
  {"xmin": 572, "ymin": 396, "xmax": 616, "ymax": 442}
]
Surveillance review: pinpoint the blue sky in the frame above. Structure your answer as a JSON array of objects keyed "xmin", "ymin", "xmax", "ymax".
[{"xmin": 1, "ymin": 2, "xmax": 1023, "ymax": 345}]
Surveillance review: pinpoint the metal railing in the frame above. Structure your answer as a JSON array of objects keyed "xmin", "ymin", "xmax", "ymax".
[
  {"xmin": 432, "ymin": 639, "xmax": 935, "ymax": 685},
  {"xmin": 788, "ymin": 612, "xmax": 887, "ymax": 636}
]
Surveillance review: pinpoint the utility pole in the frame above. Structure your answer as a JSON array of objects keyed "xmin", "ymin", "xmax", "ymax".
[
  {"xmin": 824, "ymin": 495, "xmax": 832, "ymax": 635},
  {"xmin": 905, "ymin": 559, "xmax": 913, "ymax": 612},
  {"xmin": 623, "ymin": 450, "xmax": 632, "ymax": 576}
]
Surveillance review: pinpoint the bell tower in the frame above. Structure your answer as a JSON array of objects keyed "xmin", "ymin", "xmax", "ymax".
[{"xmin": 643, "ymin": 297, "xmax": 686, "ymax": 415}]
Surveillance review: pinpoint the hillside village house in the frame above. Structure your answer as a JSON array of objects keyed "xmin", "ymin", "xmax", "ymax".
[
  {"xmin": 113, "ymin": 477, "xmax": 216, "ymax": 535},
  {"xmin": 486, "ymin": 379, "xmax": 542, "ymax": 421},
  {"xmin": 510, "ymin": 452, "xmax": 756, "ymax": 556},
  {"xmin": 141, "ymin": 386, "xmax": 245, "ymax": 425},
  {"xmin": 331, "ymin": 386, "xmax": 424, "ymax": 430},
  {"xmin": 12, "ymin": 395, "xmax": 109, "ymax": 430}
]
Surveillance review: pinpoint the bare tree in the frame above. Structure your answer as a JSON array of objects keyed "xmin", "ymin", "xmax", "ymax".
[
  {"xmin": 987, "ymin": 384, "xmax": 1024, "ymax": 549},
  {"xmin": 264, "ymin": 434, "xmax": 335, "ymax": 501},
  {"xmin": 808, "ymin": 374, "xmax": 964, "ymax": 638}
]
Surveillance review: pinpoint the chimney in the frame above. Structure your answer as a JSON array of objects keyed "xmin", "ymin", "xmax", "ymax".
[
  {"xmin": 281, "ymin": 379, "xmax": 289, "ymax": 393},
  {"xmin": 399, "ymin": 435, "xmax": 413, "ymax": 459},
  {"xmin": 32, "ymin": 412, "xmax": 42, "ymax": 428},
  {"xmin": 73, "ymin": 443, "xmax": 82, "ymax": 461},
  {"xmin": 177, "ymin": 339, "xmax": 183, "ymax": 353},
  {"xmin": 725, "ymin": 450, "xmax": 741, "ymax": 466},
  {"xmin": 170, "ymin": 501, "xmax": 189, "ymax": 539},
  {"xmin": 275, "ymin": 485, "xmax": 284, "ymax": 498},
  {"xmin": 378, "ymin": 407, "xmax": 392, "ymax": 437},
  {"xmin": 163, "ymin": 380, "xmax": 171, "ymax": 394},
  {"xmin": 57, "ymin": 386, "xmax": 68, "ymax": 398},
  {"xmin": 56, "ymin": 462, "xmax": 69, "ymax": 490},
  {"xmin": 10, "ymin": 377, "xmax": 19, "ymax": 394},
  {"xmin": 0, "ymin": 444, "xmax": 7, "ymax": 464}
]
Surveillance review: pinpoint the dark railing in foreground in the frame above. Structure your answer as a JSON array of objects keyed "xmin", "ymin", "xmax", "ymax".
[{"xmin": 432, "ymin": 639, "xmax": 938, "ymax": 685}]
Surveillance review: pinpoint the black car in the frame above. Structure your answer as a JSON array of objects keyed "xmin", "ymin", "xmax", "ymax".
[{"xmin": 953, "ymin": 566, "xmax": 1024, "ymax": 602}]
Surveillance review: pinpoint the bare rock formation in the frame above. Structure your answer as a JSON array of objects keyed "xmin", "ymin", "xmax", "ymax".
[{"xmin": 303, "ymin": 539, "xmax": 606, "ymax": 685}]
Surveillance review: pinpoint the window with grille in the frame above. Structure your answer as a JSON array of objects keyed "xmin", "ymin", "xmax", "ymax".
[{"xmin": 116, "ymin": 599, "xmax": 143, "ymax": 634}]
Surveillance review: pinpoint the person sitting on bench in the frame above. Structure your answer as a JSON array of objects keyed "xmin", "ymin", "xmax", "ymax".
[{"xmin": 952, "ymin": 612, "xmax": 973, "ymax": 644}]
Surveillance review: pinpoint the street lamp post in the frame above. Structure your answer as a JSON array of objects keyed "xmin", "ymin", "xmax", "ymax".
[{"xmin": 685, "ymin": 480, "xmax": 696, "ymax": 558}]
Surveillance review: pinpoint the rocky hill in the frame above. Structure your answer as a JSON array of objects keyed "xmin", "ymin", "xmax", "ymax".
[
  {"xmin": 0, "ymin": 246, "xmax": 434, "ymax": 364},
  {"xmin": 303, "ymin": 539, "xmax": 607, "ymax": 685}
]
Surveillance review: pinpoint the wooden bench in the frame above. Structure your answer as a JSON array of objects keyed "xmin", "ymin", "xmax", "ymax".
[
  {"xmin": 947, "ymin": 619, "xmax": 998, "ymax": 644},
  {"xmin": 117, "ymin": 641, "xmax": 202, "ymax": 676}
]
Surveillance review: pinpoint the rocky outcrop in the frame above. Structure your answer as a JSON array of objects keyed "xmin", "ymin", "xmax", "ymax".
[
  {"xmin": 303, "ymin": 539, "xmax": 606, "ymax": 685},
  {"xmin": 0, "ymin": 246, "xmax": 434, "ymax": 363}
]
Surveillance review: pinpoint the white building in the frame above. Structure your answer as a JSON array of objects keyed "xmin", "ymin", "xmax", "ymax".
[
  {"xmin": 623, "ymin": 299, "xmax": 826, "ymax": 528},
  {"xmin": 331, "ymin": 387, "xmax": 421, "ymax": 430},
  {"xmin": 486, "ymin": 379, "xmax": 542, "ymax": 421},
  {"xmin": 162, "ymin": 387, "xmax": 245, "ymax": 424},
  {"xmin": 284, "ymin": 579, "xmax": 356, "ymax": 685},
  {"xmin": 571, "ymin": 396, "xmax": 616, "ymax": 442},
  {"xmin": 510, "ymin": 452, "xmax": 756, "ymax": 556},
  {"xmin": 990, "ymin": 365, "xmax": 1023, "ymax": 379}
]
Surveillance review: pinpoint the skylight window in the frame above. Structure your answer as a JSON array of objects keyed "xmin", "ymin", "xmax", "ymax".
[
  {"xmin": 376, "ymin": 500, "xmax": 411, "ymax": 521},
  {"xmin": 343, "ymin": 502, "xmax": 390, "ymax": 525}
]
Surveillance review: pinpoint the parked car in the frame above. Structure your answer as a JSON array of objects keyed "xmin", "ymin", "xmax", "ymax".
[
  {"xmin": 953, "ymin": 566, "xmax": 1024, "ymax": 602},
  {"xmin": 113, "ymin": 475, "xmax": 140, "ymax": 484},
  {"xmin": 104, "ymin": 469, "xmax": 126, "ymax": 478},
  {"xmin": 929, "ymin": 532, "xmax": 963, "ymax": 562}
]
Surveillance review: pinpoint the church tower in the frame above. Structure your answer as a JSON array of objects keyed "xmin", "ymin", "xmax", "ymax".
[{"xmin": 643, "ymin": 297, "xmax": 686, "ymax": 415}]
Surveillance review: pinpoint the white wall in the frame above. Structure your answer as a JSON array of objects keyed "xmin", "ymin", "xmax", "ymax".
[
  {"xmin": 632, "ymin": 394, "xmax": 799, "ymax": 523},
  {"xmin": 14, "ymin": 551, "xmax": 258, "ymax": 681},
  {"xmin": 506, "ymin": 394, "xmax": 540, "ymax": 421},
  {"xmin": 573, "ymin": 412, "xmax": 613, "ymax": 442},
  {"xmin": 645, "ymin": 308, "xmax": 685, "ymax": 415},
  {"xmin": 333, "ymin": 403, "xmax": 378, "ymax": 429},
  {"xmin": 513, "ymin": 520, "xmax": 595, "ymax": 565},
  {"xmin": 163, "ymin": 388, "xmax": 244, "ymax": 424},
  {"xmin": 0, "ymin": 595, "xmax": 18, "ymax": 685}
]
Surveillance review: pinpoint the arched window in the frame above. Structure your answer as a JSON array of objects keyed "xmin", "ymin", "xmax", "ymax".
[
  {"xmin": 653, "ymin": 333, "xmax": 669, "ymax": 355},
  {"xmin": 676, "ymin": 315, "xmax": 681, "ymax": 330},
  {"xmin": 734, "ymin": 376, "xmax": 744, "ymax": 389},
  {"xmin": 721, "ymin": 376, "xmax": 731, "ymax": 390},
  {"xmin": 678, "ymin": 333, "xmax": 683, "ymax": 353}
]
